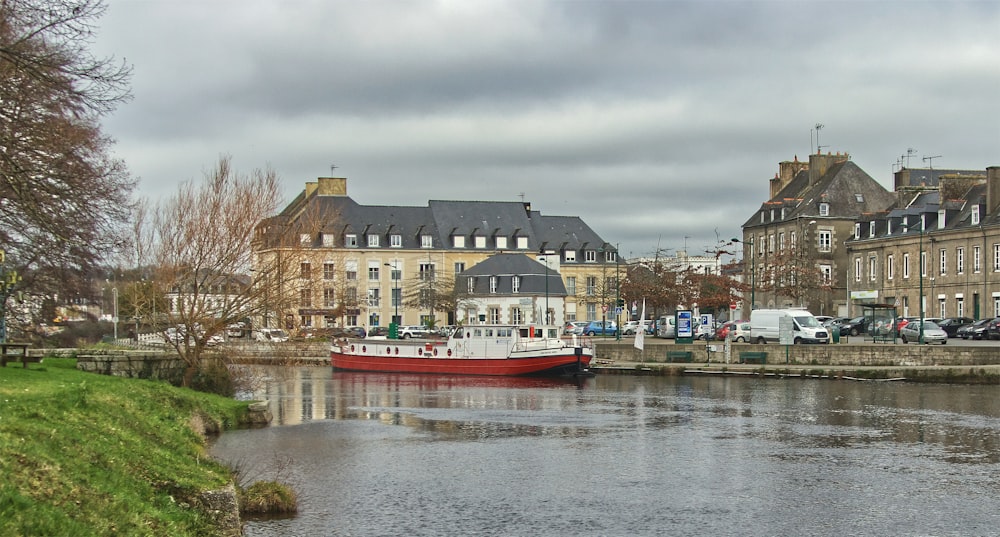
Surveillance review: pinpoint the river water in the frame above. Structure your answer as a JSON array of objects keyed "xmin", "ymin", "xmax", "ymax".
[{"xmin": 210, "ymin": 367, "xmax": 1000, "ymax": 536}]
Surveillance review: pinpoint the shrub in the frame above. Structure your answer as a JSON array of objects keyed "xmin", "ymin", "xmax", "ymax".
[{"xmin": 239, "ymin": 481, "xmax": 298, "ymax": 515}]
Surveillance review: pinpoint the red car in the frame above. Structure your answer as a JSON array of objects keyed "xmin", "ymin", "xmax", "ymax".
[{"xmin": 714, "ymin": 321, "xmax": 737, "ymax": 340}]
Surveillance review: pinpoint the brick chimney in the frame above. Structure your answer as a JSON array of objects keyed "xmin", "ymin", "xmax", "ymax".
[
  {"xmin": 939, "ymin": 173, "xmax": 985, "ymax": 202},
  {"xmin": 769, "ymin": 155, "xmax": 808, "ymax": 198},
  {"xmin": 987, "ymin": 167, "xmax": 1000, "ymax": 214},
  {"xmin": 808, "ymin": 151, "xmax": 849, "ymax": 187},
  {"xmin": 314, "ymin": 177, "xmax": 347, "ymax": 196}
]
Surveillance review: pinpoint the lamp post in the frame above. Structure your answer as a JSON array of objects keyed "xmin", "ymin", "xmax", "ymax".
[
  {"xmin": 539, "ymin": 250, "xmax": 550, "ymax": 325},
  {"xmin": 615, "ymin": 243, "xmax": 621, "ymax": 341},
  {"xmin": 385, "ymin": 262, "xmax": 399, "ymax": 338},
  {"xmin": 732, "ymin": 237, "xmax": 754, "ymax": 316},
  {"xmin": 905, "ymin": 218, "xmax": 925, "ymax": 343}
]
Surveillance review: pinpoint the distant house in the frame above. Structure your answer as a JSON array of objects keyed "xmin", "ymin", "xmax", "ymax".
[
  {"xmin": 741, "ymin": 152, "xmax": 897, "ymax": 317},
  {"xmin": 459, "ymin": 253, "xmax": 567, "ymax": 326}
]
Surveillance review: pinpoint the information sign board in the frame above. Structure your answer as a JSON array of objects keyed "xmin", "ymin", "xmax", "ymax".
[
  {"xmin": 778, "ymin": 314, "xmax": 794, "ymax": 345},
  {"xmin": 676, "ymin": 310, "xmax": 694, "ymax": 344}
]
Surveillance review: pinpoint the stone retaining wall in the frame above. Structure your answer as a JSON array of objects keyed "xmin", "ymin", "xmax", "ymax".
[
  {"xmin": 595, "ymin": 341, "xmax": 1000, "ymax": 367},
  {"xmin": 74, "ymin": 350, "xmax": 187, "ymax": 384}
]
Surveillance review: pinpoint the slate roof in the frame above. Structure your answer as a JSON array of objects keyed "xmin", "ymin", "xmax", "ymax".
[{"xmin": 460, "ymin": 253, "xmax": 567, "ymax": 296}]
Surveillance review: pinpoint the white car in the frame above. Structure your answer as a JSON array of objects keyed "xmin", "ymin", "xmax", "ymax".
[
  {"xmin": 255, "ymin": 328, "xmax": 289, "ymax": 342},
  {"xmin": 900, "ymin": 321, "xmax": 947, "ymax": 345}
]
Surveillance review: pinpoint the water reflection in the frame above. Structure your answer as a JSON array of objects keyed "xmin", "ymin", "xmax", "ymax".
[{"xmin": 218, "ymin": 367, "xmax": 1000, "ymax": 537}]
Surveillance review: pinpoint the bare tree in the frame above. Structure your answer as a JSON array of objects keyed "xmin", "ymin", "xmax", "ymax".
[
  {"xmin": 149, "ymin": 156, "xmax": 289, "ymax": 387},
  {"xmin": 0, "ymin": 0, "xmax": 134, "ymax": 327}
]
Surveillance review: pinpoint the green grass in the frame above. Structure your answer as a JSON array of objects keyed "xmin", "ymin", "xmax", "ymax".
[{"xmin": 0, "ymin": 358, "xmax": 251, "ymax": 536}]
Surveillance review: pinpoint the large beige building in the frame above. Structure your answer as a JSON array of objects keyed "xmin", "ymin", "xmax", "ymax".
[{"xmin": 253, "ymin": 177, "xmax": 622, "ymax": 331}]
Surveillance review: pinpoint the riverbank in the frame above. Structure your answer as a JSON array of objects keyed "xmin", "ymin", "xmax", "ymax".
[{"xmin": 0, "ymin": 358, "xmax": 252, "ymax": 537}]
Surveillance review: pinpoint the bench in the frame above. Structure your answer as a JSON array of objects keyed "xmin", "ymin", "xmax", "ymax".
[
  {"xmin": 739, "ymin": 351, "xmax": 767, "ymax": 364},
  {"xmin": 666, "ymin": 350, "xmax": 693, "ymax": 363},
  {"xmin": 872, "ymin": 333, "xmax": 895, "ymax": 343},
  {"xmin": 0, "ymin": 343, "xmax": 38, "ymax": 368}
]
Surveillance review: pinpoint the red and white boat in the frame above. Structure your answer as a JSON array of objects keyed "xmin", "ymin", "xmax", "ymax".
[{"xmin": 330, "ymin": 324, "xmax": 593, "ymax": 377}]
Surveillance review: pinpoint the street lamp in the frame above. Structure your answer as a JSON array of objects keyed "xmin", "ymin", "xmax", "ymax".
[
  {"xmin": 905, "ymin": 217, "xmax": 925, "ymax": 343},
  {"xmin": 615, "ymin": 243, "xmax": 621, "ymax": 341},
  {"xmin": 538, "ymin": 250, "xmax": 551, "ymax": 325},
  {"xmin": 732, "ymin": 237, "xmax": 754, "ymax": 315},
  {"xmin": 384, "ymin": 262, "xmax": 399, "ymax": 339}
]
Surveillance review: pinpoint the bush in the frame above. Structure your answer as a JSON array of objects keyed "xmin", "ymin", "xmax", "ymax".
[{"xmin": 239, "ymin": 481, "xmax": 298, "ymax": 515}]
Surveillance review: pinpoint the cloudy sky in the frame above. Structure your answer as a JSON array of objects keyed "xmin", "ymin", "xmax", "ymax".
[{"xmin": 93, "ymin": 0, "xmax": 999, "ymax": 261}]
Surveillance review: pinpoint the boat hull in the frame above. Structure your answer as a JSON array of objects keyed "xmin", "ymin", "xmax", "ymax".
[{"xmin": 331, "ymin": 349, "xmax": 591, "ymax": 377}]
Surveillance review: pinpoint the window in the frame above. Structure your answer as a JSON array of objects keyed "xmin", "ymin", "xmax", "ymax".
[
  {"xmin": 974, "ymin": 246, "xmax": 981, "ymax": 273},
  {"xmin": 921, "ymin": 250, "xmax": 927, "ymax": 277},
  {"xmin": 887, "ymin": 220, "xmax": 893, "ymax": 235},
  {"xmin": 869, "ymin": 221, "xmax": 876, "ymax": 237},
  {"xmin": 586, "ymin": 303, "xmax": 597, "ymax": 321},
  {"xmin": 367, "ymin": 234, "xmax": 379, "ymax": 248},
  {"xmin": 566, "ymin": 277, "xmax": 577, "ymax": 295},
  {"xmin": 972, "ymin": 205, "xmax": 981, "ymax": 225},
  {"xmin": 778, "ymin": 232, "xmax": 785, "ymax": 251},
  {"xmin": 467, "ymin": 277, "xmax": 475, "ymax": 294},
  {"xmin": 790, "ymin": 231, "xmax": 796, "ymax": 251},
  {"xmin": 300, "ymin": 262, "xmax": 311, "ymax": 279},
  {"xmin": 367, "ymin": 288, "xmax": 379, "ymax": 307},
  {"xmin": 322, "ymin": 233, "xmax": 335, "ymax": 247},
  {"xmin": 390, "ymin": 234, "xmax": 402, "ymax": 248},
  {"xmin": 938, "ymin": 210, "xmax": 947, "ymax": 228},
  {"xmin": 345, "ymin": 234, "xmax": 358, "ymax": 247},
  {"xmin": 421, "ymin": 235, "xmax": 433, "ymax": 248},
  {"xmin": 868, "ymin": 256, "xmax": 877, "ymax": 281},
  {"xmin": 516, "ymin": 236, "xmax": 528, "ymax": 249},
  {"xmin": 886, "ymin": 254, "xmax": 894, "ymax": 280},
  {"xmin": 820, "ymin": 264, "xmax": 832, "ymax": 284},
  {"xmin": 323, "ymin": 262, "xmax": 335, "ymax": 280},
  {"xmin": 854, "ymin": 257, "xmax": 862, "ymax": 282},
  {"xmin": 564, "ymin": 250, "xmax": 577, "ymax": 263},
  {"xmin": 512, "ymin": 276, "xmax": 520, "ymax": 293},
  {"xmin": 453, "ymin": 236, "xmax": 465, "ymax": 248},
  {"xmin": 855, "ymin": 194, "xmax": 864, "ymax": 202},
  {"xmin": 419, "ymin": 263, "xmax": 434, "ymax": 281},
  {"xmin": 854, "ymin": 223, "xmax": 860, "ymax": 239},
  {"xmin": 345, "ymin": 287, "xmax": 357, "ymax": 303},
  {"xmin": 903, "ymin": 253, "xmax": 910, "ymax": 279},
  {"xmin": 605, "ymin": 250, "xmax": 616, "ymax": 263},
  {"xmin": 368, "ymin": 265, "xmax": 379, "ymax": 281},
  {"xmin": 300, "ymin": 233, "xmax": 311, "ymax": 245},
  {"xmin": 957, "ymin": 297, "xmax": 964, "ymax": 318},
  {"xmin": 474, "ymin": 236, "xmax": 486, "ymax": 248},
  {"xmin": 489, "ymin": 276, "xmax": 498, "ymax": 294},
  {"xmin": 300, "ymin": 288, "xmax": 312, "ymax": 307},
  {"xmin": 817, "ymin": 231, "xmax": 832, "ymax": 252},
  {"xmin": 496, "ymin": 236, "xmax": 508, "ymax": 249},
  {"xmin": 819, "ymin": 203, "xmax": 829, "ymax": 216},
  {"xmin": 938, "ymin": 298, "xmax": 946, "ymax": 318},
  {"xmin": 758, "ymin": 235, "xmax": 764, "ymax": 256},
  {"xmin": 454, "ymin": 262, "xmax": 465, "ymax": 274},
  {"xmin": 994, "ymin": 244, "xmax": 1000, "ymax": 272},
  {"xmin": 489, "ymin": 307, "xmax": 501, "ymax": 324},
  {"xmin": 939, "ymin": 249, "xmax": 947, "ymax": 275},
  {"xmin": 323, "ymin": 288, "xmax": 336, "ymax": 307},
  {"xmin": 389, "ymin": 266, "xmax": 401, "ymax": 281},
  {"xmin": 585, "ymin": 250, "xmax": 597, "ymax": 263},
  {"xmin": 511, "ymin": 307, "xmax": 522, "ymax": 324},
  {"xmin": 768, "ymin": 234, "xmax": 775, "ymax": 253},
  {"xmin": 300, "ymin": 315, "xmax": 312, "ymax": 327},
  {"xmin": 586, "ymin": 276, "xmax": 597, "ymax": 296}
]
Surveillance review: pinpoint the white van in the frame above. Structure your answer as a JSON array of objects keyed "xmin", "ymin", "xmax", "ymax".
[
  {"xmin": 656, "ymin": 316, "xmax": 676, "ymax": 338},
  {"xmin": 749, "ymin": 309, "xmax": 829, "ymax": 344}
]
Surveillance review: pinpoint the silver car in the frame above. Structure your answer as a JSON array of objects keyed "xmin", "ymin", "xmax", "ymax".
[{"xmin": 900, "ymin": 320, "xmax": 947, "ymax": 344}]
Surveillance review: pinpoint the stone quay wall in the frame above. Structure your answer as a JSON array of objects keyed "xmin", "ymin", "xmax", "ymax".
[{"xmin": 594, "ymin": 340, "xmax": 1000, "ymax": 367}]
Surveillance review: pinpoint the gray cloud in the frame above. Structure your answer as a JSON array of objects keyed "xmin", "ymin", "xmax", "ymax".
[{"xmin": 95, "ymin": 0, "xmax": 1000, "ymax": 260}]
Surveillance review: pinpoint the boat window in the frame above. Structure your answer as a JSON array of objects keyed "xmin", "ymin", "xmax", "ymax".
[
  {"xmin": 485, "ymin": 328, "xmax": 494, "ymax": 337},
  {"xmin": 473, "ymin": 328, "xmax": 482, "ymax": 337},
  {"xmin": 547, "ymin": 328, "xmax": 558, "ymax": 338},
  {"xmin": 519, "ymin": 328, "xmax": 529, "ymax": 337}
]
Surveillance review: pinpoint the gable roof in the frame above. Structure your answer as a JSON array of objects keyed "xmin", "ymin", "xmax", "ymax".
[{"xmin": 460, "ymin": 253, "xmax": 567, "ymax": 295}]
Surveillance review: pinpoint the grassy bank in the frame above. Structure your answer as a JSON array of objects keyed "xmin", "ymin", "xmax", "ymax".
[{"xmin": 0, "ymin": 358, "xmax": 251, "ymax": 536}]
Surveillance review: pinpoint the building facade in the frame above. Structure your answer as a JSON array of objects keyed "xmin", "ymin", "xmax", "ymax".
[
  {"xmin": 740, "ymin": 152, "xmax": 898, "ymax": 318},
  {"xmin": 253, "ymin": 177, "xmax": 621, "ymax": 332},
  {"xmin": 845, "ymin": 167, "xmax": 1000, "ymax": 320},
  {"xmin": 459, "ymin": 253, "xmax": 568, "ymax": 326}
]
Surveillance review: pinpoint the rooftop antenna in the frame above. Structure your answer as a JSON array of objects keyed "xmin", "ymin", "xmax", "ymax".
[
  {"xmin": 518, "ymin": 192, "xmax": 526, "ymax": 203},
  {"xmin": 330, "ymin": 164, "xmax": 338, "ymax": 175},
  {"xmin": 923, "ymin": 155, "xmax": 941, "ymax": 170},
  {"xmin": 814, "ymin": 123, "xmax": 827, "ymax": 153},
  {"xmin": 905, "ymin": 148, "xmax": 917, "ymax": 168}
]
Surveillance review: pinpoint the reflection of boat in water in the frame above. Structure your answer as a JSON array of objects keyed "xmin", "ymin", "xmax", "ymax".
[{"xmin": 331, "ymin": 324, "xmax": 593, "ymax": 377}]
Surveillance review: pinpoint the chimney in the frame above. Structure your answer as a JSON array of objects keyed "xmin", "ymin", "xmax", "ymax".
[
  {"xmin": 939, "ymin": 173, "xmax": 985, "ymax": 202},
  {"xmin": 316, "ymin": 177, "xmax": 348, "ymax": 196},
  {"xmin": 770, "ymin": 155, "xmax": 808, "ymax": 198},
  {"xmin": 808, "ymin": 151, "xmax": 849, "ymax": 186},
  {"xmin": 987, "ymin": 167, "xmax": 1000, "ymax": 214}
]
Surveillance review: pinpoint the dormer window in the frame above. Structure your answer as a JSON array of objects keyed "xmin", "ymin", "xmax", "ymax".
[
  {"xmin": 474, "ymin": 236, "xmax": 486, "ymax": 248},
  {"xmin": 516, "ymin": 236, "xmax": 528, "ymax": 249},
  {"xmin": 496, "ymin": 236, "xmax": 508, "ymax": 249},
  {"xmin": 421, "ymin": 235, "xmax": 433, "ymax": 248},
  {"xmin": 345, "ymin": 234, "xmax": 358, "ymax": 247},
  {"xmin": 972, "ymin": 205, "xmax": 981, "ymax": 225},
  {"xmin": 819, "ymin": 203, "xmax": 830, "ymax": 216},
  {"xmin": 585, "ymin": 250, "xmax": 597, "ymax": 263},
  {"xmin": 869, "ymin": 221, "xmax": 875, "ymax": 237},
  {"xmin": 489, "ymin": 276, "xmax": 497, "ymax": 293},
  {"xmin": 938, "ymin": 210, "xmax": 946, "ymax": 228},
  {"xmin": 564, "ymin": 250, "xmax": 576, "ymax": 263},
  {"xmin": 512, "ymin": 276, "xmax": 520, "ymax": 293},
  {"xmin": 367, "ymin": 234, "xmax": 379, "ymax": 248},
  {"xmin": 390, "ymin": 234, "xmax": 402, "ymax": 248},
  {"xmin": 760, "ymin": 211, "xmax": 765, "ymax": 223},
  {"xmin": 605, "ymin": 250, "xmax": 616, "ymax": 263},
  {"xmin": 855, "ymin": 194, "xmax": 864, "ymax": 202},
  {"xmin": 854, "ymin": 223, "xmax": 860, "ymax": 239},
  {"xmin": 467, "ymin": 277, "xmax": 475, "ymax": 294},
  {"xmin": 453, "ymin": 235, "xmax": 465, "ymax": 248},
  {"xmin": 770, "ymin": 209, "xmax": 775, "ymax": 221},
  {"xmin": 300, "ymin": 233, "xmax": 312, "ymax": 245},
  {"xmin": 322, "ymin": 233, "xmax": 336, "ymax": 247},
  {"xmin": 887, "ymin": 220, "xmax": 893, "ymax": 235}
]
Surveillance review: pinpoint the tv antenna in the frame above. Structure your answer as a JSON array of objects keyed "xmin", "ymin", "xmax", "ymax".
[
  {"xmin": 330, "ymin": 164, "xmax": 338, "ymax": 175},
  {"xmin": 905, "ymin": 148, "xmax": 917, "ymax": 168},
  {"xmin": 923, "ymin": 155, "xmax": 942, "ymax": 171}
]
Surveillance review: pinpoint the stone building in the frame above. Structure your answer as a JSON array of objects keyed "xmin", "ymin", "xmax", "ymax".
[
  {"xmin": 253, "ymin": 177, "xmax": 621, "ymax": 331},
  {"xmin": 459, "ymin": 253, "xmax": 568, "ymax": 326},
  {"xmin": 740, "ymin": 152, "xmax": 897, "ymax": 318},
  {"xmin": 845, "ymin": 166, "xmax": 1000, "ymax": 320}
]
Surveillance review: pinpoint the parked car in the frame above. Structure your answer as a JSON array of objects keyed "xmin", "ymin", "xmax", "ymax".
[
  {"xmin": 899, "ymin": 320, "xmax": 947, "ymax": 345},
  {"xmin": 622, "ymin": 321, "xmax": 641, "ymax": 335},
  {"xmin": 937, "ymin": 317, "xmax": 974, "ymax": 338},
  {"xmin": 958, "ymin": 318, "xmax": 991, "ymax": 340},
  {"xmin": 713, "ymin": 321, "xmax": 736, "ymax": 341},
  {"xmin": 731, "ymin": 321, "xmax": 752, "ymax": 342},
  {"xmin": 839, "ymin": 316, "xmax": 871, "ymax": 337},
  {"xmin": 399, "ymin": 325, "xmax": 433, "ymax": 339},
  {"xmin": 563, "ymin": 321, "xmax": 588, "ymax": 336},
  {"xmin": 581, "ymin": 321, "xmax": 618, "ymax": 337},
  {"xmin": 367, "ymin": 326, "xmax": 390, "ymax": 339},
  {"xmin": 694, "ymin": 322, "xmax": 714, "ymax": 340},
  {"xmin": 987, "ymin": 318, "xmax": 1000, "ymax": 341},
  {"xmin": 254, "ymin": 328, "xmax": 289, "ymax": 342}
]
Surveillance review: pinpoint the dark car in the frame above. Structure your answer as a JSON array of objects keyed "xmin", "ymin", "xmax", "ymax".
[
  {"xmin": 839, "ymin": 316, "xmax": 871, "ymax": 337},
  {"xmin": 987, "ymin": 318, "xmax": 1000, "ymax": 340},
  {"xmin": 937, "ymin": 317, "xmax": 974, "ymax": 338},
  {"xmin": 958, "ymin": 318, "xmax": 991, "ymax": 340},
  {"xmin": 367, "ymin": 326, "xmax": 390, "ymax": 338}
]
